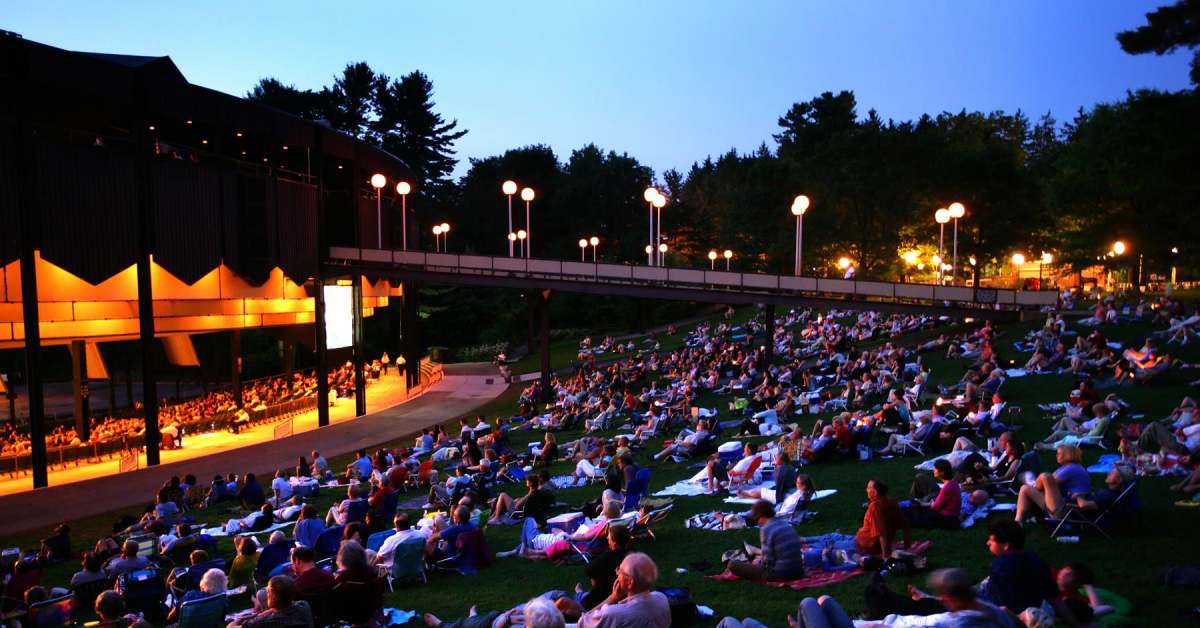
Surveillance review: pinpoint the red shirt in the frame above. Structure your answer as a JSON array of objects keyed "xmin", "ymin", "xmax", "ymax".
[{"xmin": 930, "ymin": 480, "xmax": 962, "ymax": 518}]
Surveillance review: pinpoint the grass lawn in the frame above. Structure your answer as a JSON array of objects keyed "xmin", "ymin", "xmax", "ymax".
[{"xmin": 4, "ymin": 312, "xmax": 1198, "ymax": 625}]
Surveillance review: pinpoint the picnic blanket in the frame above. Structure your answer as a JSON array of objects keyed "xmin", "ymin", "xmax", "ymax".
[
  {"xmin": 723, "ymin": 489, "xmax": 838, "ymax": 506},
  {"xmin": 707, "ymin": 566, "xmax": 863, "ymax": 591},
  {"xmin": 654, "ymin": 481, "xmax": 713, "ymax": 497},
  {"xmin": 1088, "ymin": 454, "xmax": 1122, "ymax": 475},
  {"xmin": 687, "ymin": 510, "xmax": 818, "ymax": 530}
]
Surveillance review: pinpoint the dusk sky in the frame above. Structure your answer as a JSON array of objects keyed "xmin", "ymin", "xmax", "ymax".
[{"xmin": 4, "ymin": 1, "xmax": 1193, "ymax": 178}]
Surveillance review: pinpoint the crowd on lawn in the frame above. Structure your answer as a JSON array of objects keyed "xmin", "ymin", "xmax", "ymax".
[
  {"xmin": 0, "ymin": 361, "xmax": 375, "ymax": 458},
  {"xmin": 2, "ymin": 298, "xmax": 1197, "ymax": 627}
]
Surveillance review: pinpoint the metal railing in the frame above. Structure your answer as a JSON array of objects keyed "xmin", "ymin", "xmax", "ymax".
[{"xmin": 332, "ymin": 247, "xmax": 1059, "ymax": 310}]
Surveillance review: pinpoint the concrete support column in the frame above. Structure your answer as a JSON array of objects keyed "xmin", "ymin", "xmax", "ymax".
[
  {"xmin": 71, "ymin": 340, "xmax": 90, "ymax": 443},
  {"xmin": 231, "ymin": 329, "xmax": 243, "ymax": 409},
  {"xmin": 353, "ymin": 276, "xmax": 366, "ymax": 417}
]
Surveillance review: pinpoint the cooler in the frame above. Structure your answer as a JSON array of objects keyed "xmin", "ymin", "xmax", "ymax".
[{"xmin": 718, "ymin": 441, "xmax": 742, "ymax": 465}]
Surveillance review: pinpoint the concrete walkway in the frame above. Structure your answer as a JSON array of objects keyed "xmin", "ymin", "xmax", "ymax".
[{"xmin": 0, "ymin": 372, "xmax": 507, "ymax": 537}]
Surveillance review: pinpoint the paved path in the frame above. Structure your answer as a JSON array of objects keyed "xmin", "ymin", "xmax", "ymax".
[{"xmin": 0, "ymin": 372, "xmax": 507, "ymax": 537}]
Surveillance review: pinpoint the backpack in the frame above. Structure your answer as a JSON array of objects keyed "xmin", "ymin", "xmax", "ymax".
[{"xmin": 659, "ymin": 586, "xmax": 698, "ymax": 627}]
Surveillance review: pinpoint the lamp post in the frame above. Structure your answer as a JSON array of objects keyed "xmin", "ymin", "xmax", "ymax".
[
  {"xmin": 723, "ymin": 249, "xmax": 733, "ymax": 271},
  {"xmin": 935, "ymin": 208, "xmax": 950, "ymax": 284},
  {"xmin": 589, "ymin": 236, "xmax": 599, "ymax": 262},
  {"xmin": 948, "ymin": 202, "xmax": 965, "ymax": 284},
  {"xmin": 1111, "ymin": 240, "xmax": 1127, "ymax": 292},
  {"xmin": 658, "ymin": 243, "xmax": 668, "ymax": 267},
  {"xmin": 439, "ymin": 223, "xmax": 450, "ymax": 252},
  {"xmin": 432, "ymin": 225, "xmax": 443, "ymax": 252},
  {"xmin": 370, "ymin": 173, "xmax": 386, "ymax": 248},
  {"xmin": 643, "ymin": 187, "xmax": 658, "ymax": 265},
  {"xmin": 578, "ymin": 238, "xmax": 588, "ymax": 261},
  {"xmin": 791, "ymin": 195, "xmax": 810, "ymax": 275},
  {"xmin": 1011, "ymin": 252, "xmax": 1025, "ymax": 288},
  {"xmin": 708, "ymin": 250, "xmax": 718, "ymax": 270},
  {"xmin": 520, "ymin": 187, "xmax": 535, "ymax": 258},
  {"xmin": 1170, "ymin": 246, "xmax": 1179, "ymax": 294},
  {"xmin": 1039, "ymin": 252, "xmax": 1053, "ymax": 288},
  {"xmin": 395, "ymin": 181, "xmax": 411, "ymax": 250},
  {"xmin": 517, "ymin": 229, "xmax": 527, "ymax": 258},
  {"xmin": 502, "ymin": 180, "xmax": 518, "ymax": 256},
  {"xmin": 653, "ymin": 192, "xmax": 667, "ymax": 266}
]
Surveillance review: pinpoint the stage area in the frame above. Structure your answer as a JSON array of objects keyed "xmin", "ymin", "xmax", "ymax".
[{"xmin": 0, "ymin": 365, "xmax": 507, "ymax": 536}]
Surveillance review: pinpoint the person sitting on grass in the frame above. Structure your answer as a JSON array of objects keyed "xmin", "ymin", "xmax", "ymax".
[
  {"xmin": 736, "ymin": 451, "xmax": 797, "ymax": 504},
  {"xmin": 575, "ymin": 525, "xmax": 632, "ymax": 611},
  {"xmin": 578, "ymin": 553, "xmax": 672, "ymax": 628},
  {"xmin": 228, "ymin": 536, "xmax": 259, "ymax": 589},
  {"xmin": 497, "ymin": 500, "xmax": 623, "ymax": 560},
  {"xmin": 422, "ymin": 595, "xmax": 574, "ymax": 628},
  {"xmin": 325, "ymin": 484, "xmax": 368, "ymax": 527},
  {"xmin": 904, "ymin": 459, "xmax": 962, "ymax": 529},
  {"xmin": 979, "ymin": 520, "xmax": 1059, "ymax": 617},
  {"xmin": 800, "ymin": 479, "xmax": 910, "ymax": 558},
  {"xmin": 228, "ymin": 575, "xmax": 313, "ymax": 628},
  {"xmin": 489, "ymin": 475, "xmax": 553, "ymax": 525},
  {"xmin": 1037, "ymin": 402, "xmax": 1113, "ymax": 450},
  {"xmin": 165, "ymin": 568, "xmax": 227, "ymax": 624},
  {"xmin": 651, "ymin": 420, "xmax": 711, "ymax": 461},
  {"xmin": 725, "ymin": 500, "xmax": 805, "ymax": 582},
  {"xmin": 1015, "ymin": 444, "xmax": 1091, "ymax": 525},
  {"xmin": 860, "ymin": 567, "xmax": 1016, "ymax": 627}
]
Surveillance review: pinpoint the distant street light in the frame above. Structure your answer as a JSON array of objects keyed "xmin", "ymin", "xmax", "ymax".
[
  {"xmin": 791, "ymin": 195, "xmax": 810, "ymax": 276},
  {"xmin": 1011, "ymin": 252, "xmax": 1025, "ymax": 265},
  {"xmin": 440, "ymin": 223, "xmax": 450, "ymax": 252},
  {"xmin": 395, "ymin": 181, "xmax": 411, "ymax": 250},
  {"xmin": 644, "ymin": 187, "xmax": 659, "ymax": 266},
  {"xmin": 708, "ymin": 250, "xmax": 718, "ymax": 270},
  {"xmin": 1039, "ymin": 252, "xmax": 1053, "ymax": 286},
  {"xmin": 432, "ymin": 224, "xmax": 443, "ymax": 252},
  {"xmin": 902, "ymin": 250, "xmax": 919, "ymax": 266},
  {"xmin": 723, "ymin": 249, "xmax": 733, "ymax": 271},
  {"xmin": 370, "ymin": 173, "xmax": 387, "ymax": 248},
  {"xmin": 517, "ymin": 229, "xmax": 527, "ymax": 258},
  {"xmin": 520, "ymin": 187, "xmax": 535, "ymax": 258},
  {"xmin": 502, "ymin": 180, "xmax": 518, "ymax": 256},
  {"xmin": 589, "ymin": 236, "xmax": 599, "ymax": 262},
  {"xmin": 948, "ymin": 202, "xmax": 965, "ymax": 284},
  {"xmin": 579, "ymin": 238, "xmax": 588, "ymax": 261},
  {"xmin": 658, "ymin": 242, "xmax": 668, "ymax": 266},
  {"xmin": 838, "ymin": 257, "xmax": 852, "ymax": 269},
  {"xmin": 653, "ymin": 192, "xmax": 667, "ymax": 266},
  {"xmin": 1112, "ymin": 240, "xmax": 1127, "ymax": 256},
  {"xmin": 935, "ymin": 208, "xmax": 950, "ymax": 284}
]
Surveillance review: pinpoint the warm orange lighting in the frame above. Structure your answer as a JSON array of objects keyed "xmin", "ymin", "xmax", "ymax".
[
  {"xmin": 838, "ymin": 257, "xmax": 852, "ymax": 270},
  {"xmin": 370, "ymin": 173, "xmax": 387, "ymax": 189},
  {"xmin": 723, "ymin": 250, "xmax": 733, "ymax": 259},
  {"xmin": 1011, "ymin": 253, "xmax": 1026, "ymax": 265},
  {"xmin": 708, "ymin": 250, "xmax": 718, "ymax": 261},
  {"xmin": 643, "ymin": 187, "xmax": 659, "ymax": 203},
  {"xmin": 396, "ymin": 181, "xmax": 412, "ymax": 195},
  {"xmin": 948, "ymin": 202, "xmax": 965, "ymax": 219},
  {"xmin": 589, "ymin": 236, "xmax": 599, "ymax": 247},
  {"xmin": 502, "ymin": 180, "xmax": 518, "ymax": 195},
  {"xmin": 520, "ymin": 187, "xmax": 535, "ymax": 202},
  {"xmin": 791, "ymin": 195, "xmax": 810, "ymax": 216},
  {"xmin": 935, "ymin": 208, "xmax": 950, "ymax": 224}
]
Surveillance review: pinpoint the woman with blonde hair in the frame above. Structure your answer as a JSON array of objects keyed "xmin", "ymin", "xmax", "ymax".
[{"xmin": 1015, "ymin": 444, "xmax": 1091, "ymax": 524}]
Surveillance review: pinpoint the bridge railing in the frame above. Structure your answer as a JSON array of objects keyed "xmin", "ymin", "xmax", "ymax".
[{"xmin": 331, "ymin": 247, "xmax": 1058, "ymax": 309}]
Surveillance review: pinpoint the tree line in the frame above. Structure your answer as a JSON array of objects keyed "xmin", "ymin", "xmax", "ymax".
[{"xmin": 245, "ymin": 1, "xmax": 1200, "ymax": 349}]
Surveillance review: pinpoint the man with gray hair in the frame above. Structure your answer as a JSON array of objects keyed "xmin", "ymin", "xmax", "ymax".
[{"xmin": 578, "ymin": 552, "xmax": 671, "ymax": 627}]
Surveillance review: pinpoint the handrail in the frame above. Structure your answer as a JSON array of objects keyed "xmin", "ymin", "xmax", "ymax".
[{"xmin": 332, "ymin": 247, "xmax": 1058, "ymax": 309}]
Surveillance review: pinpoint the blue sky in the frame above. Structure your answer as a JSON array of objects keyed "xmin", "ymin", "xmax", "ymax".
[{"xmin": 4, "ymin": 1, "xmax": 1192, "ymax": 178}]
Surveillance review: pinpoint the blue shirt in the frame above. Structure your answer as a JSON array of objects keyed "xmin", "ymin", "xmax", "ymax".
[
  {"xmin": 353, "ymin": 456, "xmax": 374, "ymax": 479},
  {"xmin": 985, "ymin": 551, "xmax": 1057, "ymax": 613},
  {"xmin": 1053, "ymin": 463, "xmax": 1091, "ymax": 498}
]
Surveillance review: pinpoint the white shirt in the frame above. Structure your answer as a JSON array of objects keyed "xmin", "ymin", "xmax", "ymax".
[{"xmin": 376, "ymin": 528, "xmax": 428, "ymax": 567}]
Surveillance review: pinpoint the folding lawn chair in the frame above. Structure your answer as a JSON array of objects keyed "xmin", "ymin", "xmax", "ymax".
[{"xmin": 1047, "ymin": 481, "xmax": 1139, "ymax": 540}]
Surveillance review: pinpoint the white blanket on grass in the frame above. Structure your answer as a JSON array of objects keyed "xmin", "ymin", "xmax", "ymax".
[{"xmin": 723, "ymin": 488, "xmax": 837, "ymax": 506}]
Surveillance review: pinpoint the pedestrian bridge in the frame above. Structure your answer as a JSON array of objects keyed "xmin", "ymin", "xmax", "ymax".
[{"xmin": 328, "ymin": 247, "xmax": 1056, "ymax": 319}]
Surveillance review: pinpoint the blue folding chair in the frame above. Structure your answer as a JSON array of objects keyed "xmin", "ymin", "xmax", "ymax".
[
  {"xmin": 314, "ymin": 525, "xmax": 344, "ymax": 560},
  {"xmin": 178, "ymin": 592, "xmax": 228, "ymax": 628},
  {"xmin": 254, "ymin": 540, "xmax": 295, "ymax": 585},
  {"xmin": 367, "ymin": 529, "xmax": 396, "ymax": 552}
]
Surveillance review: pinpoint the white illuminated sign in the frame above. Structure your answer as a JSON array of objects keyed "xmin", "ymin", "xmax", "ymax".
[{"xmin": 324, "ymin": 285, "xmax": 354, "ymax": 349}]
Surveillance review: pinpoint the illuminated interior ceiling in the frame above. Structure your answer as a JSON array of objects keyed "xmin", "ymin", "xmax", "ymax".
[{"xmin": 0, "ymin": 253, "xmax": 400, "ymax": 348}]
